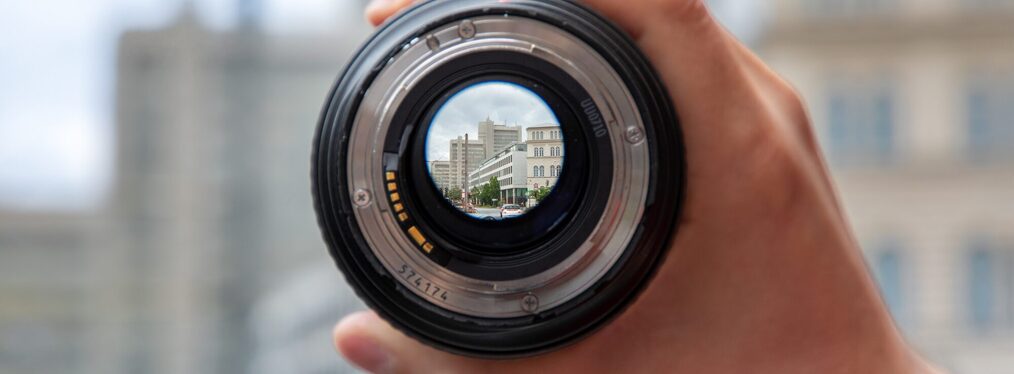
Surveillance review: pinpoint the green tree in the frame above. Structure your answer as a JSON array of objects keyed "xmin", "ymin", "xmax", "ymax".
[
  {"xmin": 469, "ymin": 186, "xmax": 481, "ymax": 204},
  {"xmin": 480, "ymin": 177, "xmax": 500, "ymax": 206},
  {"xmin": 446, "ymin": 186, "xmax": 463, "ymax": 202},
  {"xmin": 530, "ymin": 186, "xmax": 552, "ymax": 204}
]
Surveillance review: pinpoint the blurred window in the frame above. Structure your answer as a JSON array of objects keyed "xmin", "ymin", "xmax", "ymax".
[
  {"xmin": 970, "ymin": 247, "xmax": 996, "ymax": 330},
  {"xmin": 827, "ymin": 84, "xmax": 896, "ymax": 166},
  {"xmin": 967, "ymin": 76, "xmax": 1014, "ymax": 163},
  {"xmin": 873, "ymin": 245, "xmax": 906, "ymax": 328},
  {"xmin": 968, "ymin": 240, "xmax": 1014, "ymax": 332}
]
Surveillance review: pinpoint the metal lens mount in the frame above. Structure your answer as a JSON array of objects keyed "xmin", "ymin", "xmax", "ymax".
[{"xmin": 313, "ymin": 0, "xmax": 685, "ymax": 357}]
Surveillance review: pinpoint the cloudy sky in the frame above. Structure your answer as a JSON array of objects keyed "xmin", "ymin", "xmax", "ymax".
[{"xmin": 425, "ymin": 82, "xmax": 559, "ymax": 162}]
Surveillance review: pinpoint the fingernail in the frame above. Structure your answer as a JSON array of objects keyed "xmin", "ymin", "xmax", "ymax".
[{"xmin": 341, "ymin": 335, "xmax": 392, "ymax": 374}]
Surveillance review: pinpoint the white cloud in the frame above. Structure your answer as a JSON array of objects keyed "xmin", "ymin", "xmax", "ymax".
[{"xmin": 425, "ymin": 81, "xmax": 559, "ymax": 162}]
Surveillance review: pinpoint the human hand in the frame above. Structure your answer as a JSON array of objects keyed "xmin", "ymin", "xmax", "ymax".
[{"xmin": 335, "ymin": 1, "xmax": 938, "ymax": 373}]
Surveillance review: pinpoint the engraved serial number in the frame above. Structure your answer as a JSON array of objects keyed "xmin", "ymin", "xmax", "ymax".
[{"xmin": 397, "ymin": 265, "xmax": 449, "ymax": 301}]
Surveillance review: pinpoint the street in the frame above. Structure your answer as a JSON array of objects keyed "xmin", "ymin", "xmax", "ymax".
[{"xmin": 468, "ymin": 207, "xmax": 501, "ymax": 220}]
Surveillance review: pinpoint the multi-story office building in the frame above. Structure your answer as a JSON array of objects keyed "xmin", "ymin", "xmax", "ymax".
[
  {"xmin": 477, "ymin": 117, "xmax": 523, "ymax": 157},
  {"xmin": 759, "ymin": 1, "xmax": 1014, "ymax": 373},
  {"xmin": 448, "ymin": 136, "xmax": 486, "ymax": 192},
  {"xmin": 469, "ymin": 143, "xmax": 529, "ymax": 206},
  {"xmin": 111, "ymin": 5, "xmax": 367, "ymax": 373},
  {"xmin": 428, "ymin": 160, "xmax": 452, "ymax": 194},
  {"xmin": 525, "ymin": 125, "xmax": 565, "ymax": 197}
]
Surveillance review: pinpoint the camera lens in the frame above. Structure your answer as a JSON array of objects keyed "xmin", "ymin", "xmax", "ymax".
[
  {"xmin": 313, "ymin": 0, "xmax": 685, "ymax": 357},
  {"xmin": 423, "ymin": 80, "xmax": 565, "ymax": 224}
]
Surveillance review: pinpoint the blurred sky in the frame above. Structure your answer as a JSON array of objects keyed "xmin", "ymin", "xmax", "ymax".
[{"xmin": 0, "ymin": 0, "xmax": 758, "ymax": 212}]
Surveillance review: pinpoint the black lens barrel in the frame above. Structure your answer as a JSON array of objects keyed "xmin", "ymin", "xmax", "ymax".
[{"xmin": 313, "ymin": 0, "xmax": 685, "ymax": 357}]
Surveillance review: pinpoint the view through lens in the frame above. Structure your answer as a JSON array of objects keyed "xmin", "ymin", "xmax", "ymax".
[{"xmin": 425, "ymin": 81, "xmax": 565, "ymax": 220}]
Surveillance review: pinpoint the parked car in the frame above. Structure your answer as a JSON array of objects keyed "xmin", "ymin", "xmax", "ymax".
[{"xmin": 500, "ymin": 204, "xmax": 524, "ymax": 219}]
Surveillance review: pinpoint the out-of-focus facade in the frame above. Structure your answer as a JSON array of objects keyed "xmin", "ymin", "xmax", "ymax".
[
  {"xmin": 0, "ymin": 210, "xmax": 121, "ymax": 373},
  {"xmin": 101, "ymin": 5, "xmax": 365, "ymax": 372},
  {"xmin": 759, "ymin": 1, "xmax": 1014, "ymax": 373}
]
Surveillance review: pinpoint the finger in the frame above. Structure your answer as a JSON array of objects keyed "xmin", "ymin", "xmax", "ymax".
[
  {"xmin": 334, "ymin": 311, "xmax": 484, "ymax": 373},
  {"xmin": 579, "ymin": 0, "xmax": 716, "ymax": 39},
  {"xmin": 365, "ymin": 0, "xmax": 416, "ymax": 27}
]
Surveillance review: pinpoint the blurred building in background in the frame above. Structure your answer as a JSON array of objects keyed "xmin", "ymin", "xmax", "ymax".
[
  {"xmin": 760, "ymin": 1, "xmax": 1014, "ymax": 373},
  {"xmin": 0, "ymin": 209, "xmax": 121, "ymax": 373},
  {"xmin": 111, "ymin": 4, "xmax": 368, "ymax": 372}
]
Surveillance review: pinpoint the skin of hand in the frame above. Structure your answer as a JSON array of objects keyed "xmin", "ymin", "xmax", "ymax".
[{"xmin": 334, "ymin": 0, "xmax": 942, "ymax": 373}]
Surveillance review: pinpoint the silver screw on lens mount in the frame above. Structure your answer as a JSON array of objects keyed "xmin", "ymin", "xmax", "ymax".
[
  {"xmin": 458, "ymin": 20, "xmax": 476, "ymax": 39},
  {"xmin": 352, "ymin": 189, "xmax": 372, "ymax": 207},
  {"xmin": 521, "ymin": 293, "xmax": 540, "ymax": 314},
  {"xmin": 626, "ymin": 126, "xmax": 646, "ymax": 145},
  {"xmin": 426, "ymin": 35, "xmax": 441, "ymax": 51}
]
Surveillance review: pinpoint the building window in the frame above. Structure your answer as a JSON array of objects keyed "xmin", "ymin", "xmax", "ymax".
[
  {"xmin": 826, "ymin": 83, "xmax": 896, "ymax": 167},
  {"xmin": 871, "ymin": 242, "xmax": 907, "ymax": 329},
  {"xmin": 970, "ymin": 248, "xmax": 994, "ymax": 330},
  {"xmin": 967, "ymin": 75, "xmax": 1014, "ymax": 162},
  {"xmin": 539, "ymin": 166, "xmax": 545, "ymax": 177},
  {"xmin": 967, "ymin": 238, "xmax": 1014, "ymax": 332}
]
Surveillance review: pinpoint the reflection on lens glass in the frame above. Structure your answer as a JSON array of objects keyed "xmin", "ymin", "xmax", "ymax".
[{"xmin": 425, "ymin": 81, "xmax": 565, "ymax": 220}]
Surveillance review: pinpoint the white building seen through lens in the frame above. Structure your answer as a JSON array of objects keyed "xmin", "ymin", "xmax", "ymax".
[
  {"xmin": 429, "ymin": 160, "xmax": 451, "ymax": 194},
  {"xmin": 526, "ymin": 125, "xmax": 565, "ymax": 202},
  {"xmin": 468, "ymin": 143, "xmax": 529, "ymax": 206}
]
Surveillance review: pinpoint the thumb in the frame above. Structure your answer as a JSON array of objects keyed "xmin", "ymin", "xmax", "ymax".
[
  {"xmin": 333, "ymin": 311, "xmax": 482, "ymax": 373},
  {"xmin": 365, "ymin": 0, "xmax": 417, "ymax": 27}
]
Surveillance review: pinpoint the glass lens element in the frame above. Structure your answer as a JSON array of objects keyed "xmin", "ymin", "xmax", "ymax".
[{"xmin": 425, "ymin": 81, "xmax": 565, "ymax": 220}]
